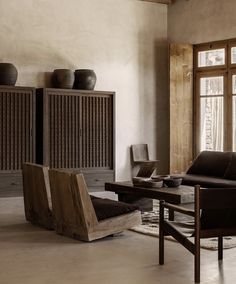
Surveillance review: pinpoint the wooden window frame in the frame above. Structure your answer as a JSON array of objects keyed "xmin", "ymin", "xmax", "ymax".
[
  {"xmin": 194, "ymin": 42, "xmax": 227, "ymax": 72},
  {"xmin": 194, "ymin": 38, "xmax": 236, "ymax": 155}
]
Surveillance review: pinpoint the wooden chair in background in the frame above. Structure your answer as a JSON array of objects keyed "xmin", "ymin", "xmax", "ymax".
[
  {"xmin": 131, "ymin": 144, "xmax": 159, "ymax": 177},
  {"xmin": 131, "ymin": 144, "xmax": 150, "ymax": 163},
  {"xmin": 49, "ymin": 169, "xmax": 141, "ymax": 241},
  {"xmin": 22, "ymin": 163, "xmax": 54, "ymax": 229},
  {"xmin": 159, "ymin": 185, "xmax": 236, "ymax": 283}
]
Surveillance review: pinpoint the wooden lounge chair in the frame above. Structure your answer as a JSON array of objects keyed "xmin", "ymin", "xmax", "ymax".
[
  {"xmin": 49, "ymin": 169, "xmax": 142, "ymax": 241},
  {"xmin": 159, "ymin": 185, "xmax": 236, "ymax": 283},
  {"xmin": 22, "ymin": 162, "xmax": 53, "ymax": 229}
]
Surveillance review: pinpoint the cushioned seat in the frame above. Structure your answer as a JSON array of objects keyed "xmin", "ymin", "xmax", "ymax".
[
  {"xmin": 180, "ymin": 174, "xmax": 236, "ymax": 188},
  {"xmin": 90, "ymin": 196, "xmax": 139, "ymax": 221},
  {"xmin": 49, "ymin": 170, "xmax": 142, "ymax": 241},
  {"xmin": 173, "ymin": 151, "xmax": 236, "ymax": 188}
]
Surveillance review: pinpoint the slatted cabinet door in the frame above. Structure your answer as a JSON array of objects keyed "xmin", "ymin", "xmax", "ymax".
[
  {"xmin": 0, "ymin": 86, "xmax": 36, "ymax": 196},
  {"xmin": 36, "ymin": 88, "xmax": 115, "ymax": 191},
  {"xmin": 47, "ymin": 92, "xmax": 81, "ymax": 168},
  {"xmin": 80, "ymin": 94, "xmax": 113, "ymax": 169}
]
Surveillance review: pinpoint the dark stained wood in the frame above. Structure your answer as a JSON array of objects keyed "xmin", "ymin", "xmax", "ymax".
[
  {"xmin": 218, "ymin": 236, "xmax": 223, "ymax": 260},
  {"xmin": 105, "ymin": 181, "xmax": 194, "ymax": 204},
  {"xmin": 162, "ymin": 202, "xmax": 194, "ymax": 217},
  {"xmin": 194, "ymin": 185, "xmax": 201, "ymax": 283},
  {"xmin": 36, "ymin": 88, "xmax": 115, "ymax": 191},
  {"xmin": 159, "ymin": 185, "xmax": 236, "ymax": 283},
  {"xmin": 22, "ymin": 162, "xmax": 53, "ymax": 229},
  {"xmin": 0, "ymin": 86, "xmax": 36, "ymax": 196},
  {"xmin": 159, "ymin": 200, "xmax": 165, "ymax": 265},
  {"xmin": 49, "ymin": 169, "xmax": 141, "ymax": 242}
]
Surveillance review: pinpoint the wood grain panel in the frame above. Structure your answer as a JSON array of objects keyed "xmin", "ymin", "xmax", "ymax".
[
  {"xmin": 81, "ymin": 95, "xmax": 113, "ymax": 168},
  {"xmin": 0, "ymin": 87, "xmax": 35, "ymax": 171},
  {"xmin": 170, "ymin": 44, "xmax": 193, "ymax": 174},
  {"xmin": 48, "ymin": 92, "xmax": 81, "ymax": 168}
]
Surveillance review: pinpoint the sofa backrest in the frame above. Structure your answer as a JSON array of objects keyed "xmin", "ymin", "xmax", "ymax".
[
  {"xmin": 186, "ymin": 151, "xmax": 232, "ymax": 177},
  {"xmin": 224, "ymin": 152, "xmax": 236, "ymax": 180}
]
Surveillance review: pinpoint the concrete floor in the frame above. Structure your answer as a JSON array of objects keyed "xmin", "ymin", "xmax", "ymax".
[{"xmin": 1, "ymin": 197, "xmax": 236, "ymax": 284}]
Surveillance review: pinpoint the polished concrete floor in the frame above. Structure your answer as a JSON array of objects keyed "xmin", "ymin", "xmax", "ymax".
[{"xmin": 1, "ymin": 197, "xmax": 236, "ymax": 284}]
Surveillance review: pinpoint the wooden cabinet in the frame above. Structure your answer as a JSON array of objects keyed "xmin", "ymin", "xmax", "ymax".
[
  {"xmin": 36, "ymin": 88, "xmax": 115, "ymax": 191},
  {"xmin": 0, "ymin": 86, "xmax": 36, "ymax": 197}
]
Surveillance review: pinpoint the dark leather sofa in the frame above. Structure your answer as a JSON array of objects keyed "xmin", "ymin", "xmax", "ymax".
[{"xmin": 177, "ymin": 151, "xmax": 236, "ymax": 188}]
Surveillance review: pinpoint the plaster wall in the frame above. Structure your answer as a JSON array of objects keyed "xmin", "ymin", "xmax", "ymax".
[
  {"xmin": 168, "ymin": 0, "xmax": 236, "ymax": 43},
  {"xmin": 0, "ymin": 0, "xmax": 169, "ymax": 180}
]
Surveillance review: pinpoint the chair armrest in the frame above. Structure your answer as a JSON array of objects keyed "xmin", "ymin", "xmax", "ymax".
[{"xmin": 162, "ymin": 202, "xmax": 195, "ymax": 217}]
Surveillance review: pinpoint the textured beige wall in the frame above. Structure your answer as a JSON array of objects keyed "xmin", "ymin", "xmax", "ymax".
[
  {"xmin": 0, "ymin": 0, "xmax": 169, "ymax": 179},
  {"xmin": 168, "ymin": 0, "xmax": 236, "ymax": 43}
]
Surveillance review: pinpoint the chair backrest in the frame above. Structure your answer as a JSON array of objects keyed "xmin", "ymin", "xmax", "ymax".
[
  {"xmin": 195, "ymin": 185, "xmax": 236, "ymax": 230},
  {"xmin": 131, "ymin": 144, "xmax": 149, "ymax": 162},
  {"xmin": 49, "ymin": 169, "xmax": 98, "ymax": 236},
  {"xmin": 22, "ymin": 162, "xmax": 53, "ymax": 229}
]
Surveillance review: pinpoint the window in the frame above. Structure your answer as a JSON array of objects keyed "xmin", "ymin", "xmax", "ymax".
[
  {"xmin": 198, "ymin": 49, "xmax": 225, "ymax": 67},
  {"xmin": 194, "ymin": 40, "xmax": 236, "ymax": 153}
]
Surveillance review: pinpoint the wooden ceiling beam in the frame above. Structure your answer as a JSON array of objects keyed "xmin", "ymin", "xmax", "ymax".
[{"xmin": 140, "ymin": 0, "xmax": 172, "ymax": 4}]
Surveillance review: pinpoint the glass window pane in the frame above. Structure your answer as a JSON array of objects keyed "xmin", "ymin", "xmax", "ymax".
[
  {"xmin": 200, "ymin": 97, "xmax": 224, "ymax": 151},
  {"xmin": 198, "ymin": 49, "xmax": 225, "ymax": 67},
  {"xmin": 232, "ymin": 75, "xmax": 236, "ymax": 94},
  {"xmin": 231, "ymin": 47, "xmax": 236, "ymax": 64},
  {"xmin": 200, "ymin": 76, "xmax": 224, "ymax": 96},
  {"xmin": 233, "ymin": 96, "xmax": 236, "ymax": 151}
]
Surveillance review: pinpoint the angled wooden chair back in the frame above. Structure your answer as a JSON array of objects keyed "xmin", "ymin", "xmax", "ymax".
[
  {"xmin": 49, "ymin": 169, "xmax": 141, "ymax": 241},
  {"xmin": 131, "ymin": 144, "xmax": 149, "ymax": 162},
  {"xmin": 159, "ymin": 185, "xmax": 236, "ymax": 283},
  {"xmin": 131, "ymin": 144, "xmax": 159, "ymax": 178},
  {"xmin": 49, "ymin": 169, "xmax": 98, "ymax": 239},
  {"xmin": 22, "ymin": 162, "xmax": 53, "ymax": 229}
]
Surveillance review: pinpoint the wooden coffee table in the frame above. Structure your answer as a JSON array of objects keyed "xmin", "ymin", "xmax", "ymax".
[{"xmin": 105, "ymin": 181, "xmax": 194, "ymax": 220}]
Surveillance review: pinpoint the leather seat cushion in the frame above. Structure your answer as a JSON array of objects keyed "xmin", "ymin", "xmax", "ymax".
[
  {"xmin": 180, "ymin": 174, "xmax": 236, "ymax": 188},
  {"xmin": 90, "ymin": 196, "xmax": 139, "ymax": 221}
]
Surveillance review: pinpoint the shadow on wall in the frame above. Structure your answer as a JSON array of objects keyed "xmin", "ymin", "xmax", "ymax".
[{"xmin": 137, "ymin": 33, "xmax": 169, "ymax": 174}]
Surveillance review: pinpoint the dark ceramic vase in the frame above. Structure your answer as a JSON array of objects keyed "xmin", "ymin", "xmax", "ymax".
[
  {"xmin": 52, "ymin": 69, "xmax": 74, "ymax": 89},
  {"xmin": 74, "ymin": 69, "xmax": 97, "ymax": 90},
  {"xmin": 0, "ymin": 63, "xmax": 18, "ymax": 86}
]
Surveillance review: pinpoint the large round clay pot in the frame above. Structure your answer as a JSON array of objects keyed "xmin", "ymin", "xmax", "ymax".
[
  {"xmin": 0, "ymin": 63, "xmax": 18, "ymax": 86},
  {"xmin": 51, "ymin": 69, "xmax": 74, "ymax": 89},
  {"xmin": 74, "ymin": 69, "xmax": 97, "ymax": 90}
]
